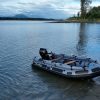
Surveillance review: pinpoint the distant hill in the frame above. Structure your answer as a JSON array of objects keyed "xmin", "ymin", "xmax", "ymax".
[
  {"xmin": 14, "ymin": 14, "xmax": 28, "ymax": 18},
  {"xmin": 0, "ymin": 14, "xmax": 55, "ymax": 21}
]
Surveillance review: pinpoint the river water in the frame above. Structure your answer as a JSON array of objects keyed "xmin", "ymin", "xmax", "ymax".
[{"xmin": 0, "ymin": 21, "xmax": 100, "ymax": 100}]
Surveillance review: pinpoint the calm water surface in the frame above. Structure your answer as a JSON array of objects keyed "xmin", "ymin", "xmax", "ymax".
[{"xmin": 0, "ymin": 21, "xmax": 100, "ymax": 100}]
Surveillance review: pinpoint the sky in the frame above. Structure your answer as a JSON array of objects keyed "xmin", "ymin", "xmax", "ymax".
[{"xmin": 0, "ymin": 0, "xmax": 100, "ymax": 19}]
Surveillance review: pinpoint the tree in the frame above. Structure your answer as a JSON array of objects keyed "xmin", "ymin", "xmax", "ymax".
[
  {"xmin": 86, "ymin": 6, "xmax": 100, "ymax": 19},
  {"xmin": 81, "ymin": 0, "xmax": 92, "ymax": 18},
  {"xmin": 77, "ymin": 12, "xmax": 80, "ymax": 17}
]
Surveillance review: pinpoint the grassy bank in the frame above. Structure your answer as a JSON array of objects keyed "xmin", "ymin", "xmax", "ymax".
[{"xmin": 51, "ymin": 17, "xmax": 100, "ymax": 23}]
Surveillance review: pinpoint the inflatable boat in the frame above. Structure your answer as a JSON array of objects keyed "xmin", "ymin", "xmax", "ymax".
[{"xmin": 32, "ymin": 48, "xmax": 100, "ymax": 79}]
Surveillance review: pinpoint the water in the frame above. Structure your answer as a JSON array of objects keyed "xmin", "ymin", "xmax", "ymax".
[{"xmin": 0, "ymin": 21, "xmax": 100, "ymax": 100}]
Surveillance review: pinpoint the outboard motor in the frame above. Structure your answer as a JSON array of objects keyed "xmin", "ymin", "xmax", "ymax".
[{"xmin": 39, "ymin": 48, "xmax": 50, "ymax": 60}]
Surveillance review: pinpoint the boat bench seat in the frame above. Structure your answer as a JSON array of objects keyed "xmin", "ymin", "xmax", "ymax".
[
  {"xmin": 64, "ymin": 60, "xmax": 76, "ymax": 64},
  {"xmin": 51, "ymin": 57, "xmax": 63, "ymax": 62}
]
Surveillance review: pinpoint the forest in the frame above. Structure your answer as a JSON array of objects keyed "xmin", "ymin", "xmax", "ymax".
[
  {"xmin": 80, "ymin": 0, "xmax": 100, "ymax": 19},
  {"xmin": 85, "ymin": 6, "xmax": 100, "ymax": 19}
]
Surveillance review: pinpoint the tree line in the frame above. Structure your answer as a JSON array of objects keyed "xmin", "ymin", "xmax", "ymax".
[
  {"xmin": 85, "ymin": 6, "xmax": 100, "ymax": 19},
  {"xmin": 80, "ymin": 0, "xmax": 92, "ymax": 18},
  {"xmin": 80, "ymin": 0, "xmax": 100, "ymax": 19}
]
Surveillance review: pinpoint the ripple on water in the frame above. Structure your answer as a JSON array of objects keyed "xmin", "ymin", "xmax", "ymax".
[{"xmin": 0, "ymin": 21, "xmax": 100, "ymax": 100}]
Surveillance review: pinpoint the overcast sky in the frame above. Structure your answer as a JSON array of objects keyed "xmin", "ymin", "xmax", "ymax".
[{"xmin": 0, "ymin": 0, "xmax": 100, "ymax": 18}]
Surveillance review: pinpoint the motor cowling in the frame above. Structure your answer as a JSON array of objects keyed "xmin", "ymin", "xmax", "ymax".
[{"xmin": 39, "ymin": 48, "xmax": 50, "ymax": 60}]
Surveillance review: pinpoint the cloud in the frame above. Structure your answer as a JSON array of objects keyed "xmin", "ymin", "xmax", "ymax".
[{"xmin": 0, "ymin": 0, "xmax": 100, "ymax": 18}]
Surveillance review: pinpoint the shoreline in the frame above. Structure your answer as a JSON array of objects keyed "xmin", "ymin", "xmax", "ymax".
[
  {"xmin": 0, "ymin": 19, "xmax": 54, "ymax": 21},
  {"xmin": 0, "ymin": 18, "xmax": 55, "ymax": 21},
  {"xmin": 50, "ymin": 19, "xmax": 100, "ymax": 23},
  {"xmin": 0, "ymin": 19, "xmax": 100, "ymax": 23}
]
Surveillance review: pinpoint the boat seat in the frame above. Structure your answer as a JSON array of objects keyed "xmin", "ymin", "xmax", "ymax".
[
  {"xmin": 51, "ymin": 57, "xmax": 62, "ymax": 62},
  {"xmin": 64, "ymin": 60, "xmax": 76, "ymax": 64}
]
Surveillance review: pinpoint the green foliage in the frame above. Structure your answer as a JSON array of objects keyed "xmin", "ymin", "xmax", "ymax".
[
  {"xmin": 86, "ymin": 6, "xmax": 100, "ymax": 19},
  {"xmin": 81, "ymin": 0, "xmax": 92, "ymax": 17}
]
